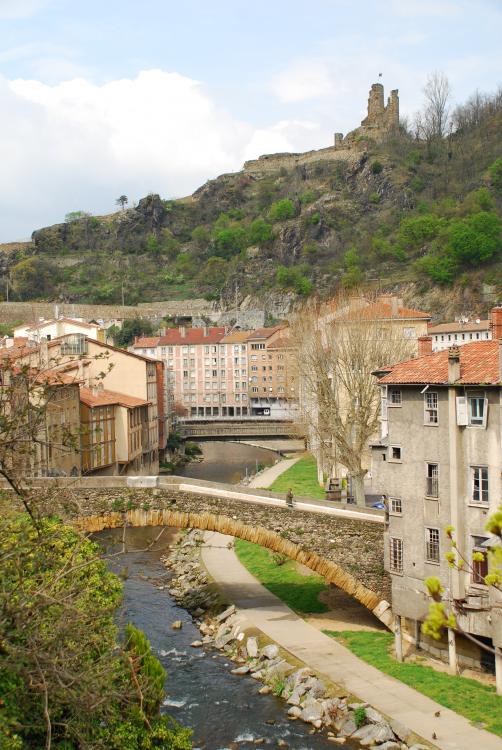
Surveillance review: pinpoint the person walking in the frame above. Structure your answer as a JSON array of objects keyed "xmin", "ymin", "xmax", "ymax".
[{"xmin": 286, "ymin": 488, "xmax": 294, "ymax": 508}]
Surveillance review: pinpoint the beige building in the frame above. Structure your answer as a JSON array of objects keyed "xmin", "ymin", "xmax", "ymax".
[
  {"xmin": 246, "ymin": 326, "xmax": 297, "ymax": 418},
  {"xmin": 13, "ymin": 317, "xmax": 105, "ymax": 344},
  {"xmin": 371, "ymin": 307, "xmax": 502, "ymax": 689},
  {"xmin": 428, "ymin": 317, "xmax": 491, "ymax": 351}
]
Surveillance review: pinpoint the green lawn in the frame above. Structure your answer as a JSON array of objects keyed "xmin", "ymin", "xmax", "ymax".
[
  {"xmin": 234, "ymin": 538, "xmax": 328, "ymax": 614},
  {"xmin": 325, "ymin": 630, "xmax": 502, "ymax": 737},
  {"xmin": 268, "ymin": 455, "xmax": 325, "ymax": 500}
]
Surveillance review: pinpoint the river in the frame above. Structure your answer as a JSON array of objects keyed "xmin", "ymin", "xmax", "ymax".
[
  {"xmin": 96, "ymin": 526, "xmax": 354, "ymax": 750},
  {"xmin": 177, "ymin": 441, "xmax": 279, "ymax": 484}
]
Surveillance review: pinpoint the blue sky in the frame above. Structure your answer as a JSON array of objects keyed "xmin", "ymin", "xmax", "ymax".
[{"xmin": 1, "ymin": 0, "xmax": 501, "ymax": 240}]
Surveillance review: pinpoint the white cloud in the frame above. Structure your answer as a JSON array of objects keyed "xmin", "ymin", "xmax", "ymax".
[
  {"xmin": 0, "ymin": 69, "xmax": 332, "ymax": 241},
  {"xmin": 0, "ymin": 0, "xmax": 52, "ymax": 19},
  {"xmin": 271, "ymin": 59, "xmax": 334, "ymax": 103}
]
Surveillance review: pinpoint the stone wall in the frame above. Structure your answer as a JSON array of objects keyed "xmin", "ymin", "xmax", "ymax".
[
  {"xmin": 0, "ymin": 299, "xmax": 215, "ymax": 325},
  {"xmin": 243, "ymin": 146, "xmax": 358, "ymax": 175}
]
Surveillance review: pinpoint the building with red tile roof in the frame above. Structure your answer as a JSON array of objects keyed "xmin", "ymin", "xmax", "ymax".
[{"xmin": 370, "ymin": 306, "xmax": 502, "ymax": 681}]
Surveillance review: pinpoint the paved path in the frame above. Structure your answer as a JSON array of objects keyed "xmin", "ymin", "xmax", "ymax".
[
  {"xmin": 201, "ymin": 532, "xmax": 502, "ymax": 750},
  {"xmin": 248, "ymin": 456, "xmax": 301, "ymax": 488}
]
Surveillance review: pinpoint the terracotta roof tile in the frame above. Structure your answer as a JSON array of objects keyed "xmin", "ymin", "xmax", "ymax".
[
  {"xmin": 428, "ymin": 320, "xmax": 490, "ymax": 334},
  {"xmin": 220, "ymin": 331, "xmax": 250, "ymax": 343},
  {"xmin": 79, "ymin": 386, "xmax": 149, "ymax": 408},
  {"xmin": 134, "ymin": 327, "xmax": 226, "ymax": 347},
  {"xmin": 357, "ymin": 302, "xmax": 431, "ymax": 321},
  {"xmin": 246, "ymin": 326, "xmax": 287, "ymax": 340},
  {"xmin": 377, "ymin": 341, "xmax": 501, "ymax": 385}
]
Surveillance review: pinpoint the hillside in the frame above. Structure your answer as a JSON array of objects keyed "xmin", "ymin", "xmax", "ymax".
[{"xmin": 1, "ymin": 85, "xmax": 502, "ymax": 320}]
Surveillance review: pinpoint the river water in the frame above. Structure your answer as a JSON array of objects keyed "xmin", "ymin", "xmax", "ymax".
[
  {"xmin": 177, "ymin": 441, "xmax": 278, "ymax": 484},
  {"xmin": 96, "ymin": 526, "xmax": 354, "ymax": 750}
]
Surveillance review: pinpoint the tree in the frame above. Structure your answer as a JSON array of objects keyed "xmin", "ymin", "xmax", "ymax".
[
  {"xmin": 0, "ymin": 345, "xmax": 191, "ymax": 749},
  {"xmin": 422, "ymin": 509, "xmax": 502, "ymax": 667},
  {"xmin": 293, "ymin": 295, "xmax": 414, "ymax": 505},
  {"xmin": 111, "ymin": 317, "xmax": 154, "ymax": 348},
  {"xmin": 422, "ymin": 71, "xmax": 452, "ymax": 140},
  {"xmin": 269, "ymin": 199, "xmax": 295, "ymax": 222},
  {"xmin": 116, "ymin": 194, "xmax": 129, "ymax": 210},
  {"xmin": 10, "ymin": 256, "xmax": 56, "ymax": 300}
]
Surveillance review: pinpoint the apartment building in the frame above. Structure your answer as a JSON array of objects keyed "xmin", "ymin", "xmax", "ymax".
[
  {"xmin": 428, "ymin": 318, "xmax": 491, "ymax": 351},
  {"xmin": 370, "ymin": 307, "xmax": 502, "ymax": 687},
  {"xmin": 247, "ymin": 327, "xmax": 298, "ymax": 418},
  {"xmin": 132, "ymin": 325, "xmax": 298, "ymax": 420}
]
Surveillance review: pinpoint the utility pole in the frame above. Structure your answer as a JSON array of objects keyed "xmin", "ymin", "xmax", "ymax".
[
  {"xmin": 121, "ymin": 280, "xmax": 125, "ymax": 308},
  {"xmin": 6, "ymin": 278, "xmax": 9, "ymax": 302}
]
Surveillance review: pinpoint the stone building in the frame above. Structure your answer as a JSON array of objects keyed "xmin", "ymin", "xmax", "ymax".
[{"xmin": 370, "ymin": 307, "xmax": 502, "ymax": 691}]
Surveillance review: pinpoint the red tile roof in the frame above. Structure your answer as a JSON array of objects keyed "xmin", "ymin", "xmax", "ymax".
[
  {"xmin": 133, "ymin": 327, "xmax": 227, "ymax": 347},
  {"xmin": 377, "ymin": 341, "xmax": 501, "ymax": 385},
  {"xmin": 428, "ymin": 319, "xmax": 490, "ymax": 334},
  {"xmin": 79, "ymin": 386, "xmax": 150, "ymax": 408},
  {"xmin": 246, "ymin": 326, "xmax": 287, "ymax": 340}
]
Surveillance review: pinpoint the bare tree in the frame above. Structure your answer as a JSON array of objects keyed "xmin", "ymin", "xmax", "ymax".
[
  {"xmin": 422, "ymin": 71, "xmax": 452, "ymax": 140},
  {"xmin": 292, "ymin": 294, "xmax": 414, "ymax": 506}
]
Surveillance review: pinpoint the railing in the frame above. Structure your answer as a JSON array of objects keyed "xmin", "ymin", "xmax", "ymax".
[{"xmin": 177, "ymin": 421, "xmax": 301, "ymax": 438}]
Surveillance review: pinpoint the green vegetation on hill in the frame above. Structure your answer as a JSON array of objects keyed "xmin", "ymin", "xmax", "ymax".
[
  {"xmin": 1, "ymin": 87, "xmax": 501, "ymax": 307},
  {"xmin": 234, "ymin": 538, "xmax": 328, "ymax": 614},
  {"xmin": 325, "ymin": 630, "xmax": 502, "ymax": 738}
]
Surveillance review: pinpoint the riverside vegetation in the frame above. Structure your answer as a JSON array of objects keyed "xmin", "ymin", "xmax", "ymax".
[{"xmin": 1, "ymin": 86, "xmax": 502, "ymax": 317}]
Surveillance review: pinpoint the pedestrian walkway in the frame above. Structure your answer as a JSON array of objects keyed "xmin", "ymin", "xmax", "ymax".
[
  {"xmin": 247, "ymin": 456, "xmax": 300, "ymax": 488},
  {"xmin": 201, "ymin": 531, "xmax": 502, "ymax": 750}
]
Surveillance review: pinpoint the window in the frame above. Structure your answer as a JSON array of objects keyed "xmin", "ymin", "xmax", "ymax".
[
  {"xmin": 425, "ymin": 528, "xmax": 440, "ymax": 562},
  {"xmin": 471, "ymin": 466, "xmax": 488, "ymax": 503},
  {"xmin": 424, "ymin": 391, "xmax": 438, "ymax": 424},
  {"xmin": 403, "ymin": 327, "xmax": 416, "ymax": 339},
  {"xmin": 390, "ymin": 538, "xmax": 403, "ymax": 574},
  {"xmin": 469, "ymin": 396, "xmax": 487, "ymax": 427},
  {"xmin": 251, "ymin": 387, "xmax": 258, "ymax": 393},
  {"xmin": 389, "ymin": 445, "xmax": 402, "ymax": 462},
  {"xmin": 389, "ymin": 497, "xmax": 402, "ymax": 514},
  {"xmin": 426, "ymin": 463, "xmax": 439, "ymax": 497},
  {"xmin": 389, "ymin": 388, "xmax": 402, "ymax": 406},
  {"xmin": 471, "ymin": 536, "xmax": 489, "ymax": 585}
]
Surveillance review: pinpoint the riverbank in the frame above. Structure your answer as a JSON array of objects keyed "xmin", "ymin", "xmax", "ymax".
[{"xmin": 201, "ymin": 531, "xmax": 502, "ymax": 750}]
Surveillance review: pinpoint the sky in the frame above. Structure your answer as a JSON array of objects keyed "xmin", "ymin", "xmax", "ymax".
[{"xmin": 1, "ymin": 0, "xmax": 501, "ymax": 241}]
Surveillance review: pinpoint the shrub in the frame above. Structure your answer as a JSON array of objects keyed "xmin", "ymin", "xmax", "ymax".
[
  {"xmin": 305, "ymin": 211, "xmax": 321, "ymax": 224},
  {"xmin": 489, "ymin": 158, "xmax": 502, "ymax": 194},
  {"xmin": 398, "ymin": 214, "xmax": 441, "ymax": 248},
  {"xmin": 371, "ymin": 160, "xmax": 383, "ymax": 174},
  {"xmin": 413, "ymin": 254, "xmax": 456, "ymax": 284},
  {"xmin": 248, "ymin": 217, "xmax": 274, "ymax": 245},
  {"xmin": 354, "ymin": 707, "xmax": 367, "ymax": 728},
  {"xmin": 410, "ymin": 176, "xmax": 425, "ymax": 192},
  {"xmin": 269, "ymin": 198, "xmax": 295, "ymax": 221},
  {"xmin": 300, "ymin": 190, "xmax": 317, "ymax": 205},
  {"xmin": 276, "ymin": 265, "xmax": 313, "ymax": 296},
  {"xmin": 369, "ymin": 192, "xmax": 380, "ymax": 204},
  {"xmin": 191, "ymin": 225, "xmax": 210, "ymax": 248},
  {"xmin": 213, "ymin": 226, "xmax": 248, "ymax": 258},
  {"xmin": 446, "ymin": 211, "xmax": 501, "ymax": 265}
]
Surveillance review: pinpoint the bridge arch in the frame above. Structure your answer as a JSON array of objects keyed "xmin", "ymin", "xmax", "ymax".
[{"xmin": 74, "ymin": 507, "xmax": 392, "ymax": 628}]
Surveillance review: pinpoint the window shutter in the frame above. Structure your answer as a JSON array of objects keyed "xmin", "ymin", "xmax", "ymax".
[
  {"xmin": 482, "ymin": 398, "xmax": 488, "ymax": 428},
  {"xmin": 456, "ymin": 396, "xmax": 468, "ymax": 426},
  {"xmin": 381, "ymin": 385, "xmax": 388, "ymax": 420}
]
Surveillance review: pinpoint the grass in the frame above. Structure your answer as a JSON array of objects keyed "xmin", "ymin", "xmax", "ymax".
[
  {"xmin": 234, "ymin": 538, "xmax": 328, "ymax": 614},
  {"xmin": 325, "ymin": 630, "xmax": 502, "ymax": 738},
  {"xmin": 269, "ymin": 455, "xmax": 325, "ymax": 500}
]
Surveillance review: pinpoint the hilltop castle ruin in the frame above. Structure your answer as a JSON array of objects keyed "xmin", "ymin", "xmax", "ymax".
[
  {"xmin": 334, "ymin": 83, "xmax": 399, "ymax": 150},
  {"xmin": 244, "ymin": 82, "xmax": 399, "ymax": 174}
]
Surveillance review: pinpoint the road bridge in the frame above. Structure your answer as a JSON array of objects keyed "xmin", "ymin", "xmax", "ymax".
[{"xmin": 176, "ymin": 419, "xmax": 301, "ymax": 439}]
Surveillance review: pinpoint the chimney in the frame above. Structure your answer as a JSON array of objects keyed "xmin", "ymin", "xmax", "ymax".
[
  {"xmin": 490, "ymin": 306, "xmax": 502, "ymax": 340},
  {"xmin": 448, "ymin": 345, "xmax": 461, "ymax": 383},
  {"xmin": 418, "ymin": 335, "xmax": 433, "ymax": 357},
  {"xmin": 179, "ymin": 325, "xmax": 186, "ymax": 338}
]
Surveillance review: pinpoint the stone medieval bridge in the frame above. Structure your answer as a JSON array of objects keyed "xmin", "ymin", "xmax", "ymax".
[{"xmin": 33, "ymin": 475, "xmax": 392, "ymax": 629}]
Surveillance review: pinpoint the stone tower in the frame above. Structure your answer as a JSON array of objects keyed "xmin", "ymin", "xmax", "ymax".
[{"xmin": 334, "ymin": 83, "xmax": 399, "ymax": 149}]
